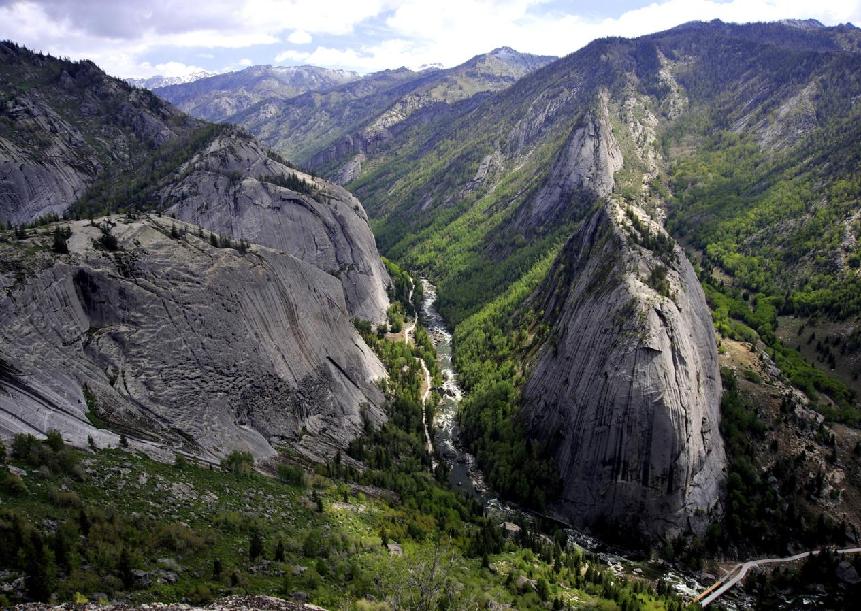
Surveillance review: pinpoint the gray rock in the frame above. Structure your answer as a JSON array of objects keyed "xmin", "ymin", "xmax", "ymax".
[
  {"xmin": 836, "ymin": 560, "xmax": 860, "ymax": 584},
  {"xmin": 0, "ymin": 45, "xmax": 197, "ymax": 225},
  {"xmin": 156, "ymin": 569, "xmax": 179, "ymax": 584},
  {"xmin": 523, "ymin": 204, "xmax": 725, "ymax": 537},
  {"xmin": 386, "ymin": 542, "xmax": 403, "ymax": 557},
  {"xmin": 131, "ymin": 568, "xmax": 151, "ymax": 587},
  {"xmin": 0, "ymin": 217, "xmax": 386, "ymax": 461},
  {"xmin": 162, "ymin": 134, "xmax": 390, "ymax": 323},
  {"xmin": 521, "ymin": 92, "xmax": 622, "ymax": 227}
]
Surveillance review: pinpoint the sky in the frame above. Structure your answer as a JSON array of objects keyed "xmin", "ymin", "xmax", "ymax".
[{"xmin": 1, "ymin": 0, "xmax": 860, "ymax": 78}]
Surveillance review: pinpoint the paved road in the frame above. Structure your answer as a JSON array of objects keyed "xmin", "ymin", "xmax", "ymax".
[{"xmin": 699, "ymin": 546, "xmax": 861, "ymax": 607}]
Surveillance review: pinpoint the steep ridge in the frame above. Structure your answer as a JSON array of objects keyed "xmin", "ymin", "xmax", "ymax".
[
  {"xmin": 0, "ymin": 217, "xmax": 386, "ymax": 462},
  {"xmin": 523, "ymin": 204, "xmax": 724, "ymax": 536},
  {"xmin": 0, "ymin": 43, "xmax": 391, "ymax": 323},
  {"xmin": 0, "ymin": 40, "xmax": 200, "ymax": 225},
  {"xmin": 127, "ymin": 71, "xmax": 216, "ymax": 90},
  {"xmin": 351, "ymin": 20, "xmax": 861, "ymax": 535},
  {"xmin": 153, "ymin": 65, "xmax": 359, "ymax": 122},
  {"xmin": 0, "ymin": 42, "xmax": 393, "ymax": 460},
  {"xmin": 224, "ymin": 48, "xmax": 556, "ymax": 171}
]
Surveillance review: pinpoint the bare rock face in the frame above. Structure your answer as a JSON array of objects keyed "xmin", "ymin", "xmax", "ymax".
[
  {"xmin": 521, "ymin": 92, "xmax": 622, "ymax": 228},
  {"xmin": 0, "ymin": 218, "xmax": 386, "ymax": 461},
  {"xmin": 0, "ymin": 137, "xmax": 91, "ymax": 225},
  {"xmin": 523, "ymin": 205, "xmax": 725, "ymax": 536},
  {"xmin": 0, "ymin": 42, "xmax": 198, "ymax": 225},
  {"xmin": 161, "ymin": 134, "xmax": 391, "ymax": 324}
]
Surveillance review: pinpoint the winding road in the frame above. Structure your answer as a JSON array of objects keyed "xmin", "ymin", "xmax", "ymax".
[{"xmin": 697, "ymin": 547, "xmax": 861, "ymax": 607}]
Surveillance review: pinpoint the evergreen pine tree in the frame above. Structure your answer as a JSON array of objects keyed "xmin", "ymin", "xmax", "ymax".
[
  {"xmin": 249, "ymin": 528, "xmax": 263, "ymax": 561},
  {"xmin": 24, "ymin": 531, "xmax": 56, "ymax": 601}
]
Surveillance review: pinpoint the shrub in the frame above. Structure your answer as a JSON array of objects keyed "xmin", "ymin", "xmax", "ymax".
[
  {"xmin": 49, "ymin": 488, "xmax": 82, "ymax": 508},
  {"xmin": 647, "ymin": 265, "xmax": 671, "ymax": 297},
  {"xmin": 95, "ymin": 224, "xmax": 119, "ymax": 251},
  {"xmin": 186, "ymin": 583, "xmax": 213, "ymax": 605},
  {"xmin": 277, "ymin": 463, "xmax": 305, "ymax": 487},
  {"xmin": 12, "ymin": 433, "xmax": 38, "ymax": 461},
  {"xmin": 221, "ymin": 450, "xmax": 254, "ymax": 477},
  {"xmin": 0, "ymin": 468, "xmax": 28, "ymax": 495},
  {"xmin": 249, "ymin": 528, "xmax": 264, "ymax": 561},
  {"xmin": 45, "ymin": 430, "xmax": 64, "ymax": 452},
  {"xmin": 153, "ymin": 523, "xmax": 205, "ymax": 553}
]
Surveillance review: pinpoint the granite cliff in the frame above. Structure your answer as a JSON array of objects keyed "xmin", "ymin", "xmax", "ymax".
[
  {"xmin": 523, "ymin": 204, "xmax": 724, "ymax": 536},
  {"xmin": 161, "ymin": 133, "xmax": 390, "ymax": 323},
  {"xmin": 0, "ymin": 217, "xmax": 386, "ymax": 462}
]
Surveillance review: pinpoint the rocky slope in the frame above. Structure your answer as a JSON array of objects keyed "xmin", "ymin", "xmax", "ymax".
[
  {"xmin": 0, "ymin": 41, "xmax": 199, "ymax": 225},
  {"xmin": 523, "ymin": 204, "xmax": 724, "ymax": 536},
  {"xmin": 160, "ymin": 133, "xmax": 391, "ymax": 323},
  {"xmin": 350, "ymin": 20, "xmax": 861, "ymax": 534},
  {"xmin": 153, "ymin": 65, "xmax": 359, "ymax": 122},
  {"xmin": 0, "ymin": 217, "xmax": 385, "ymax": 462},
  {"xmin": 0, "ymin": 43, "xmax": 391, "ymax": 323}
]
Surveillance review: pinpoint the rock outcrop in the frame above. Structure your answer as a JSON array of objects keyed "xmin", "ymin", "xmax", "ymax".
[
  {"xmin": 522, "ymin": 204, "xmax": 725, "ymax": 536},
  {"xmin": 161, "ymin": 134, "xmax": 391, "ymax": 323},
  {"xmin": 0, "ymin": 217, "xmax": 386, "ymax": 462},
  {"xmin": 0, "ymin": 41, "xmax": 198, "ymax": 225},
  {"xmin": 521, "ymin": 92, "xmax": 623, "ymax": 228},
  {"xmin": 0, "ymin": 44, "xmax": 390, "ymax": 324}
]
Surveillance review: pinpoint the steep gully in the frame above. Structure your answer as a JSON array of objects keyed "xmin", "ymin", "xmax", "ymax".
[{"xmin": 409, "ymin": 278, "xmax": 859, "ymax": 607}]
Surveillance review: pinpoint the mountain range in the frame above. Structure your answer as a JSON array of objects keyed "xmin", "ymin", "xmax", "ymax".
[
  {"xmin": 126, "ymin": 70, "xmax": 216, "ymax": 90},
  {"xmin": 1, "ymin": 16, "xmax": 861, "ymax": 609}
]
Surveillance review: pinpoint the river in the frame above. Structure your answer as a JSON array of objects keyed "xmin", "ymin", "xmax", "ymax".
[
  {"xmin": 417, "ymin": 278, "xmax": 717, "ymax": 605},
  {"xmin": 418, "ymin": 279, "xmax": 488, "ymax": 500}
]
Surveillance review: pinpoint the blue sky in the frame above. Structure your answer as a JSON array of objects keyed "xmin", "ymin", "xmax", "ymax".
[{"xmin": 1, "ymin": 0, "xmax": 860, "ymax": 78}]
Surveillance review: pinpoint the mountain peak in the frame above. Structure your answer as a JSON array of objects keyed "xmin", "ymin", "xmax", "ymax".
[
  {"xmin": 780, "ymin": 18, "xmax": 826, "ymax": 30},
  {"xmin": 489, "ymin": 46, "xmax": 519, "ymax": 56}
]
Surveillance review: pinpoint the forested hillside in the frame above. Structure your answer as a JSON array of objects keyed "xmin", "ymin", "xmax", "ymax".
[{"xmin": 349, "ymin": 19, "xmax": 861, "ymax": 546}]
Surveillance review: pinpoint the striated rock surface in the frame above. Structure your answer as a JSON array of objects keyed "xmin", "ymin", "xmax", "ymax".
[
  {"xmin": 161, "ymin": 133, "xmax": 390, "ymax": 323},
  {"xmin": 0, "ymin": 44, "xmax": 390, "ymax": 324},
  {"xmin": 521, "ymin": 92, "xmax": 623, "ymax": 228},
  {"xmin": 523, "ymin": 204, "xmax": 725, "ymax": 536},
  {"xmin": 0, "ymin": 41, "xmax": 199, "ymax": 225},
  {"xmin": 0, "ymin": 217, "xmax": 386, "ymax": 461}
]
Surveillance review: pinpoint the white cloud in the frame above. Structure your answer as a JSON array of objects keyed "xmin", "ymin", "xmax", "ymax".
[
  {"xmin": 287, "ymin": 30, "xmax": 313, "ymax": 44},
  {"xmin": 266, "ymin": 0, "xmax": 861, "ymax": 72},
  {"xmin": 373, "ymin": 0, "xmax": 861, "ymax": 70},
  {"xmin": 0, "ymin": 0, "xmax": 385, "ymax": 76},
  {"xmin": 274, "ymin": 49, "xmax": 311, "ymax": 63},
  {"xmin": 2, "ymin": 0, "xmax": 860, "ymax": 76}
]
